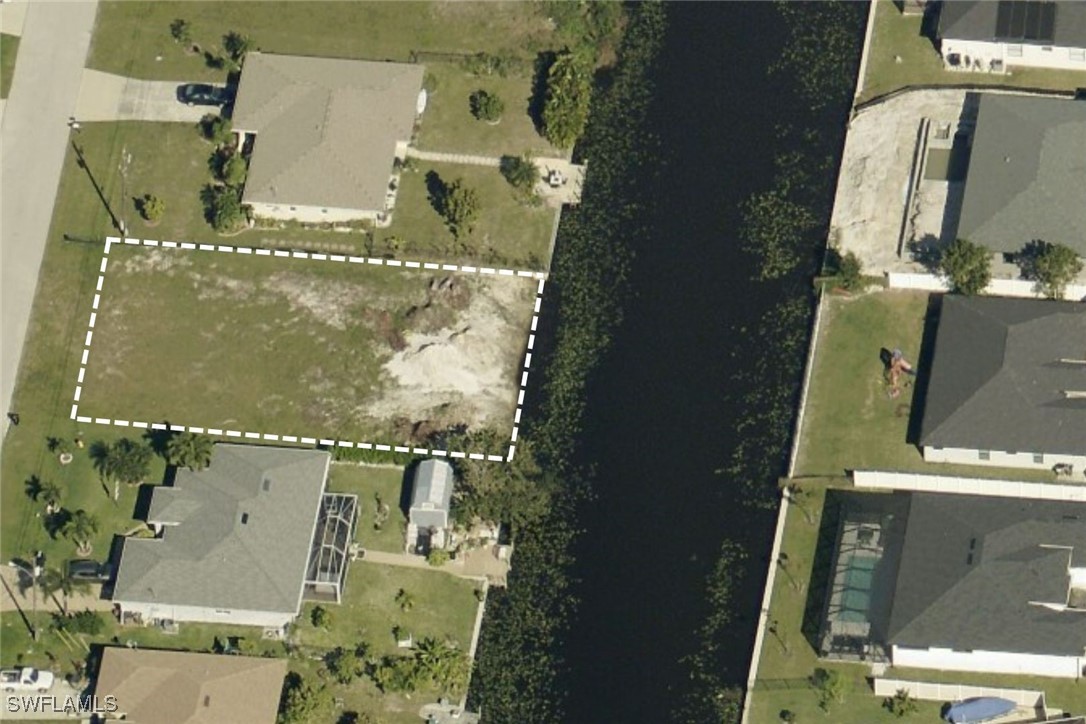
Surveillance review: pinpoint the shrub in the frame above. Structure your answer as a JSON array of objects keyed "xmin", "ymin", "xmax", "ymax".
[
  {"xmin": 198, "ymin": 114, "xmax": 232, "ymax": 145},
  {"xmin": 139, "ymin": 194, "xmax": 165, "ymax": 223},
  {"xmin": 542, "ymin": 50, "xmax": 592, "ymax": 148},
  {"xmin": 499, "ymin": 154, "xmax": 540, "ymax": 195},
  {"xmin": 53, "ymin": 610, "xmax": 105, "ymax": 635},
  {"xmin": 1020, "ymin": 239, "xmax": 1083, "ymax": 299},
  {"xmin": 278, "ymin": 673, "xmax": 331, "ymax": 724},
  {"xmin": 169, "ymin": 18, "xmax": 192, "ymax": 45},
  {"xmin": 884, "ymin": 688, "xmax": 918, "ymax": 718},
  {"xmin": 310, "ymin": 606, "xmax": 332, "ymax": 630},
  {"xmin": 810, "ymin": 668, "xmax": 848, "ymax": 712},
  {"xmin": 202, "ymin": 185, "xmax": 247, "ymax": 232},
  {"xmin": 440, "ymin": 179, "xmax": 480, "ymax": 238},
  {"xmin": 223, "ymin": 31, "xmax": 252, "ymax": 62},
  {"xmin": 222, "ymin": 155, "xmax": 248, "ymax": 187},
  {"xmin": 836, "ymin": 250, "xmax": 863, "ymax": 291},
  {"xmin": 940, "ymin": 237, "xmax": 991, "ymax": 295},
  {"xmin": 469, "ymin": 90, "xmax": 505, "ymax": 122},
  {"xmin": 426, "ymin": 549, "xmax": 450, "ymax": 566}
]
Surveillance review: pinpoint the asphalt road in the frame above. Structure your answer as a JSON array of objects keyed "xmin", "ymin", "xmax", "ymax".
[{"xmin": 1, "ymin": 0, "xmax": 99, "ymax": 439}]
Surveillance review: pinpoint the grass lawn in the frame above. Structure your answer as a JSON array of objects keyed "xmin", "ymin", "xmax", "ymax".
[
  {"xmin": 78, "ymin": 241, "xmax": 535, "ymax": 444},
  {"xmin": 378, "ymin": 159, "xmax": 556, "ymax": 269},
  {"xmin": 793, "ymin": 290, "xmax": 1057, "ymax": 482},
  {"xmin": 860, "ymin": 0, "xmax": 1086, "ymax": 102},
  {"xmin": 747, "ymin": 480, "xmax": 1086, "ymax": 722},
  {"xmin": 87, "ymin": 2, "xmax": 557, "ymax": 81},
  {"xmin": 418, "ymin": 62, "xmax": 561, "ymax": 158},
  {"xmin": 296, "ymin": 562, "xmax": 480, "ymax": 660},
  {"xmin": 1, "ymin": 33, "xmax": 19, "ymax": 99},
  {"xmin": 327, "ymin": 464, "xmax": 410, "ymax": 555}
]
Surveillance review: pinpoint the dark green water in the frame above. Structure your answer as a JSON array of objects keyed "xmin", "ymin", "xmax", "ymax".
[{"xmin": 560, "ymin": 3, "xmax": 864, "ymax": 720}]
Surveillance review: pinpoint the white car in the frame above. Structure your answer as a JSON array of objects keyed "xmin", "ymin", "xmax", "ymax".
[{"xmin": 0, "ymin": 667, "xmax": 54, "ymax": 693}]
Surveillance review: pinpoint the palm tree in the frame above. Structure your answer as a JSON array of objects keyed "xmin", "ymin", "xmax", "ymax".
[
  {"xmin": 37, "ymin": 567, "xmax": 89, "ymax": 615},
  {"xmin": 102, "ymin": 439, "xmax": 153, "ymax": 486},
  {"xmin": 25, "ymin": 477, "xmax": 62, "ymax": 512},
  {"xmin": 394, "ymin": 588, "xmax": 415, "ymax": 612},
  {"xmin": 165, "ymin": 433, "xmax": 214, "ymax": 471},
  {"xmin": 62, "ymin": 510, "xmax": 99, "ymax": 556}
]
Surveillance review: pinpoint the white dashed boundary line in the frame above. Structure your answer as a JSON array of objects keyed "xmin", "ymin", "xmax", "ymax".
[{"xmin": 69, "ymin": 236, "xmax": 547, "ymax": 463}]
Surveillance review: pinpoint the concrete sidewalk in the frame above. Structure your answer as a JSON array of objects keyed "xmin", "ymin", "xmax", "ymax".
[
  {"xmin": 1, "ymin": 0, "xmax": 99, "ymax": 432},
  {"xmin": 74, "ymin": 70, "xmax": 212, "ymax": 123}
]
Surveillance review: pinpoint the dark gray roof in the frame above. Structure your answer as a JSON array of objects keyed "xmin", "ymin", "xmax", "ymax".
[
  {"xmin": 957, "ymin": 95, "xmax": 1086, "ymax": 256},
  {"xmin": 938, "ymin": 1, "xmax": 1086, "ymax": 46},
  {"xmin": 919, "ymin": 295, "xmax": 1086, "ymax": 455},
  {"xmin": 888, "ymin": 493, "xmax": 1086, "ymax": 656},
  {"xmin": 409, "ymin": 459, "xmax": 454, "ymax": 529},
  {"xmin": 113, "ymin": 445, "xmax": 330, "ymax": 614}
]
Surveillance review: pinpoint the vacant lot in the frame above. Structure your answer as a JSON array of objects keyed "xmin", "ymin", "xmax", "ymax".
[
  {"xmin": 78, "ymin": 245, "xmax": 535, "ymax": 445},
  {"xmin": 860, "ymin": 0, "xmax": 1086, "ymax": 102},
  {"xmin": 794, "ymin": 290, "xmax": 1055, "ymax": 481},
  {"xmin": 88, "ymin": 2, "xmax": 557, "ymax": 80}
]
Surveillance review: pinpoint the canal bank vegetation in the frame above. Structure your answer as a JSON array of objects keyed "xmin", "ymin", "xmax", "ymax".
[{"xmin": 468, "ymin": 4, "xmax": 665, "ymax": 721}]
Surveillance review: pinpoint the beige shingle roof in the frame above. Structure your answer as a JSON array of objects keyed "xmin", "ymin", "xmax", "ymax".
[
  {"xmin": 232, "ymin": 52, "xmax": 423, "ymax": 212},
  {"xmin": 94, "ymin": 648, "xmax": 286, "ymax": 724}
]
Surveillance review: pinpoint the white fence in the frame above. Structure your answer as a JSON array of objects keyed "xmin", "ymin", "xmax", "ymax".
[
  {"xmin": 853, "ymin": 470, "xmax": 1086, "ymax": 502},
  {"xmin": 887, "ymin": 272, "xmax": 1086, "ymax": 300},
  {"xmin": 874, "ymin": 677, "xmax": 1045, "ymax": 707}
]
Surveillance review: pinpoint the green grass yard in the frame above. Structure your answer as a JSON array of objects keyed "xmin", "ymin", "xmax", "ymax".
[
  {"xmin": 327, "ymin": 464, "xmax": 410, "ymax": 555},
  {"xmin": 1, "ymin": 33, "xmax": 20, "ymax": 99},
  {"xmin": 418, "ymin": 62, "xmax": 561, "ymax": 158},
  {"xmin": 87, "ymin": 2, "xmax": 557, "ymax": 81},
  {"xmin": 378, "ymin": 159, "xmax": 557, "ymax": 269},
  {"xmin": 860, "ymin": 0, "xmax": 1086, "ymax": 102},
  {"xmin": 793, "ymin": 290, "xmax": 1057, "ymax": 482}
]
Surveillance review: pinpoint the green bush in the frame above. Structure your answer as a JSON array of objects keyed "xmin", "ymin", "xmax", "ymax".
[
  {"xmin": 440, "ymin": 178, "xmax": 480, "ymax": 238},
  {"xmin": 940, "ymin": 237, "xmax": 991, "ymax": 295},
  {"xmin": 426, "ymin": 549, "xmax": 450, "ymax": 566},
  {"xmin": 836, "ymin": 251, "xmax": 863, "ymax": 291},
  {"xmin": 202, "ymin": 185, "xmax": 247, "ymax": 232},
  {"xmin": 53, "ymin": 610, "xmax": 105, "ymax": 635},
  {"xmin": 469, "ymin": 90, "xmax": 505, "ymax": 122},
  {"xmin": 198, "ymin": 114, "xmax": 232, "ymax": 145},
  {"xmin": 499, "ymin": 154, "xmax": 540, "ymax": 195},
  {"xmin": 1021, "ymin": 239, "xmax": 1083, "ymax": 299},
  {"xmin": 222, "ymin": 155, "xmax": 248, "ymax": 187},
  {"xmin": 310, "ymin": 605, "xmax": 332, "ymax": 630},
  {"xmin": 169, "ymin": 18, "xmax": 191, "ymax": 45},
  {"xmin": 542, "ymin": 50, "xmax": 592, "ymax": 148},
  {"xmin": 139, "ymin": 194, "xmax": 165, "ymax": 223}
]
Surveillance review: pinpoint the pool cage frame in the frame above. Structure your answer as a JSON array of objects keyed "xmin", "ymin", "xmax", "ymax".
[{"xmin": 303, "ymin": 492, "xmax": 360, "ymax": 603}]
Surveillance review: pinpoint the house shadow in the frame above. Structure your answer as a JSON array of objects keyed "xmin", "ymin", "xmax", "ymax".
[
  {"xmin": 800, "ymin": 489, "xmax": 844, "ymax": 652},
  {"xmin": 905, "ymin": 293, "xmax": 943, "ymax": 448},
  {"xmin": 398, "ymin": 459, "xmax": 421, "ymax": 519}
]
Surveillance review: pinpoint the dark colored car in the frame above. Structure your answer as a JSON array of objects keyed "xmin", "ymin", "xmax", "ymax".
[
  {"xmin": 176, "ymin": 83, "xmax": 233, "ymax": 106},
  {"xmin": 66, "ymin": 559, "xmax": 112, "ymax": 582}
]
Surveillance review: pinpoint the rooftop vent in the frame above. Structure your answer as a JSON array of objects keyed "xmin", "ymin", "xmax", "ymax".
[
  {"xmin": 203, "ymin": 695, "xmax": 211, "ymax": 707},
  {"xmin": 1062, "ymin": 391, "xmax": 1086, "ymax": 399},
  {"xmin": 262, "ymin": 477, "xmax": 271, "ymax": 492},
  {"xmin": 241, "ymin": 512, "xmax": 250, "ymax": 525}
]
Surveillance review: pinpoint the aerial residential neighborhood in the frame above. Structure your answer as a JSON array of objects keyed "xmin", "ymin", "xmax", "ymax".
[{"xmin": 0, "ymin": 2, "xmax": 1084, "ymax": 724}]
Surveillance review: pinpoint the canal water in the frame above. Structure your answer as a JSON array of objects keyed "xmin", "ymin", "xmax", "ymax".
[{"xmin": 561, "ymin": 3, "xmax": 862, "ymax": 721}]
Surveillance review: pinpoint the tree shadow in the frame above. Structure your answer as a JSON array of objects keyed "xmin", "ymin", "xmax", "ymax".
[
  {"xmin": 142, "ymin": 424, "xmax": 174, "ymax": 458},
  {"xmin": 905, "ymin": 234, "xmax": 943, "ymax": 273},
  {"xmin": 88, "ymin": 441, "xmax": 110, "ymax": 479},
  {"xmin": 528, "ymin": 50, "xmax": 557, "ymax": 135},
  {"xmin": 905, "ymin": 293, "xmax": 943, "ymax": 447},
  {"xmin": 24, "ymin": 475, "xmax": 44, "ymax": 502},
  {"xmin": 424, "ymin": 170, "xmax": 447, "ymax": 218},
  {"xmin": 800, "ymin": 489, "xmax": 842, "ymax": 652},
  {"xmin": 45, "ymin": 509, "xmax": 72, "ymax": 541},
  {"xmin": 1014, "ymin": 239, "xmax": 1048, "ymax": 284}
]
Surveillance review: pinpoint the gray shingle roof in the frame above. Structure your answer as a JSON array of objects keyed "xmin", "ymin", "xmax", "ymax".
[
  {"xmin": 232, "ymin": 53, "xmax": 423, "ymax": 212},
  {"xmin": 887, "ymin": 493, "xmax": 1086, "ymax": 657},
  {"xmin": 409, "ymin": 459, "xmax": 454, "ymax": 529},
  {"xmin": 957, "ymin": 95, "xmax": 1086, "ymax": 256},
  {"xmin": 113, "ymin": 445, "xmax": 330, "ymax": 614},
  {"xmin": 919, "ymin": 295, "xmax": 1086, "ymax": 456},
  {"xmin": 938, "ymin": 1, "xmax": 1086, "ymax": 47}
]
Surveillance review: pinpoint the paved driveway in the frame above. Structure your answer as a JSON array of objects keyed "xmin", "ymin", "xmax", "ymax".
[
  {"xmin": 75, "ymin": 70, "xmax": 218, "ymax": 122},
  {"xmin": 1, "ymin": 0, "xmax": 99, "ymax": 434}
]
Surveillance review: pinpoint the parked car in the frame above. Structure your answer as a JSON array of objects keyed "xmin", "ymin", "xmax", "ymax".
[
  {"xmin": 66, "ymin": 559, "xmax": 112, "ymax": 582},
  {"xmin": 1, "ymin": 668, "xmax": 54, "ymax": 693},
  {"xmin": 176, "ymin": 83, "xmax": 233, "ymax": 106}
]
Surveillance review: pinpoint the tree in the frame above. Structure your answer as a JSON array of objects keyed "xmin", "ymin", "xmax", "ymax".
[
  {"xmin": 169, "ymin": 18, "xmax": 192, "ymax": 45},
  {"xmin": 38, "ymin": 569, "xmax": 89, "ymax": 615},
  {"xmin": 61, "ymin": 510, "xmax": 99, "ymax": 556},
  {"xmin": 277, "ymin": 673, "xmax": 331, "ymax": 724},
  {"xmin": 139, "ymin": 194, "xmax": 165, "ymax": 223},
  {"xmin": 310, "ymin": 605, "xmax": 332, "ymax": 630},
  {"xmin": 198, "ymin": 114, "xmax": 232, "ymax": 145},
  {"xmin": 884, "ymin": 688, "xmax": 918, "ymax": 718},
  {"xmin": 499, "ymin": 154, "xmax": 540, "ymax": 195},
  {"xmin": 223, "ymin": 31, "xmax": 252, "ymax": 62},
  {"xmin": 440, "ymin": 178, "xmax": 480, "ymax": 238},
  {"xmin": 414, "ymin": 637, "xmax": 469, "ymax": 692},
  {"xmin": 102, "ymin": 439, "xmax": 153, "ymax": 486},
  {"xmin": 1021, "ymin": 239, "xmax": 1083, "ymax": 299},
  {"xmin": 166, "ymin": 433, "xmax": 214, "ymax": 471},
  {"xmin": 542, "ymin": 50, "xmax": 592, "ymax": 148},
  {"xmin": 26, "ymin": 477, "xmax": 62, "ymax": 511},
  {"xmin": 202, "ymin": 185, "xmax": 247, "ymax": 232},
  {"xmin": 940, "ymin": 237, "xmax": 991, "ymax": 295},
  {"xmin": 324, "ymin": 645, "xmax": 365, "ymax": 685},
  {"xmin": 371, "ymin": 656, "xmax": 423, "ymax": 693},
  {"xmin": 394, "ymin": 588, "xmax": 414, "ymax": 612},
  {"xmin": 810, "ymin": 668, "xmax": 848, "ymax": 712},
  {"xmin": 469, "ymin": 90, "xmax": 505, "ymax": 122},
  {"xmin": 836, "ymin": 251, "xmax": 863, "ymax": 291},
  {"xmin": 222, "ymin": 155, "xmax": 248, "ymax": 187}
]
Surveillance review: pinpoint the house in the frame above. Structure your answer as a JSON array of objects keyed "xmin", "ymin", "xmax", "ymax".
[
  {"xmin": 93, "ymin": 647, "xmax": 286, "ymax": 724},
  {"xmin": 955, "ymin": 94, "xmax": 1086, "ymax": 258},
  {"xmin": 936, "ymin": 0, "xmax": 1086, "ymax": 74},
  {"xmin": 231, "ymin": 52, "xmax": 424, "ymax": 224},
  {"xmin": 886, "ymin": 493, "xmax": 1086, "ymax": 678},
  {"xmin": 112, "ymin": 444, "xmax": 358, "ymax": 628},
  {"xmin": 406, "ymin": 459, "xmax": 455, "ymax": 554},
  {"xmin": 918, "ymin": 295, "xmax": 1086, "ymax": 471}
]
